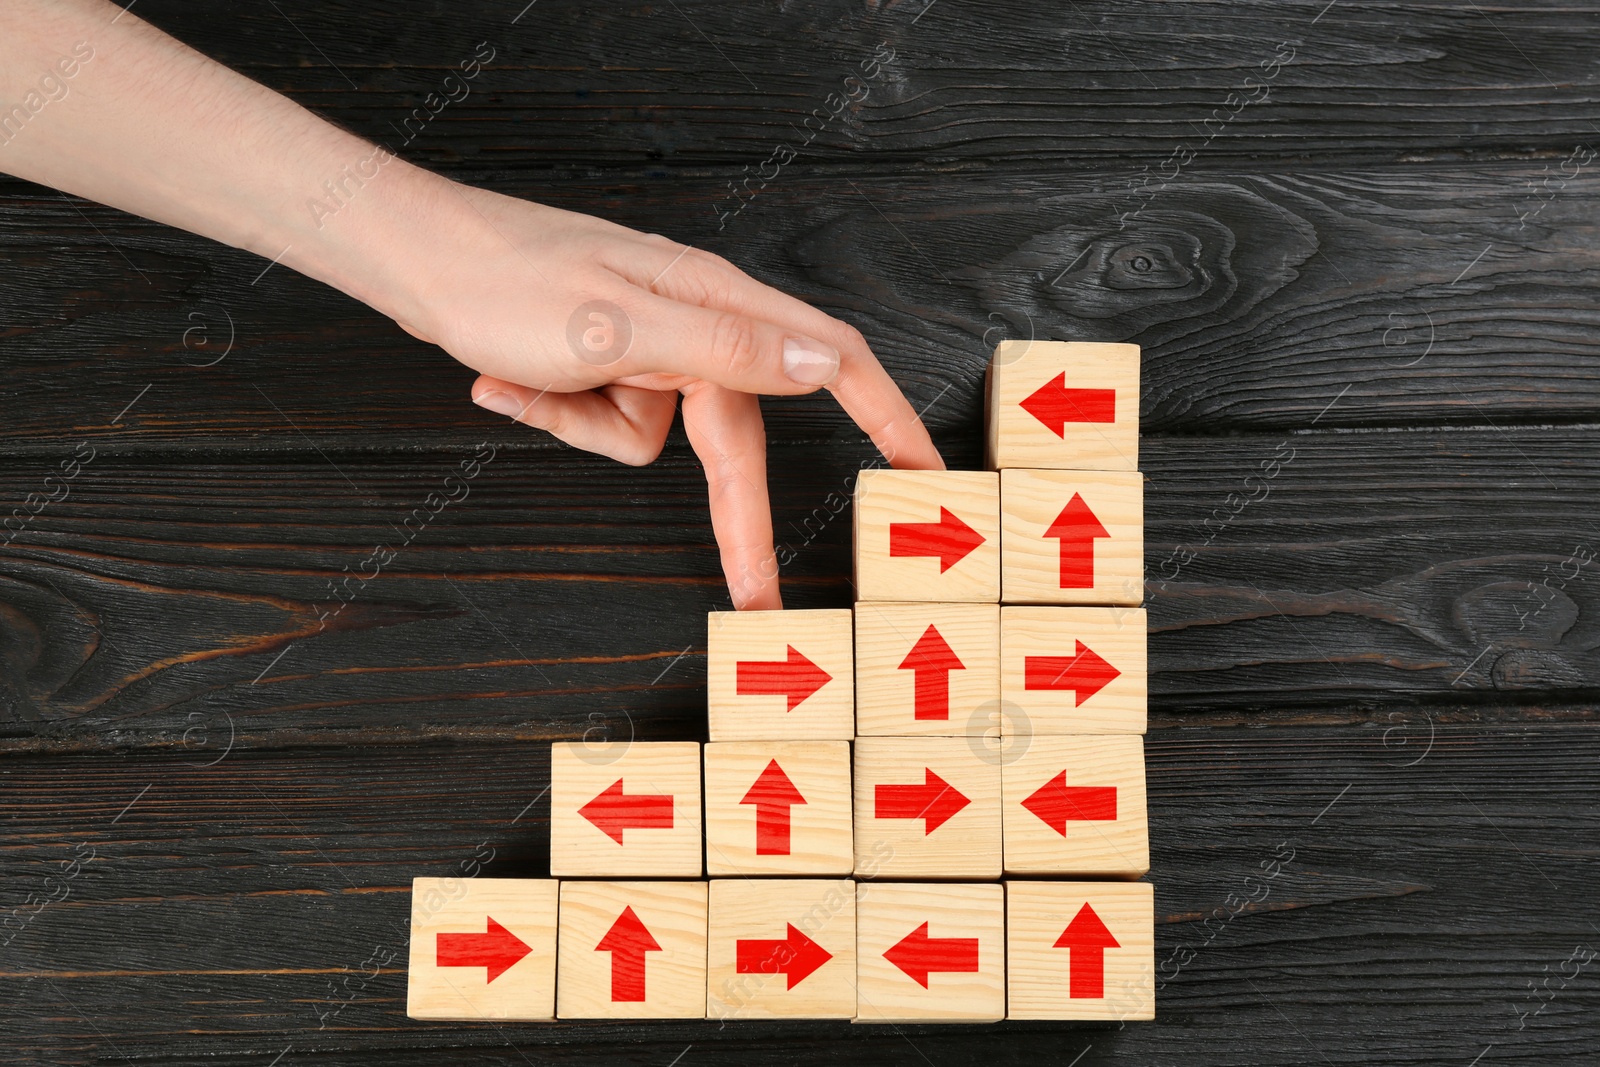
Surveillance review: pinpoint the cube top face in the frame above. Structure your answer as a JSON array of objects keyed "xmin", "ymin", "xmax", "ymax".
[
  {"xmin": 1006, "ymin": 880, "xmax": 1155, "ymax": 1021},
  {"xmin": 1001, "ymin": 468, "xmax": 1144, "ymax": 606},
  {"xmin": 853, "ymin": 737, "xmax": 1003, "ymax": 880},
  {"xmin": 854, "ymin": 470, "xmax": 1000, "ymax": 603},
  {"xmin": 406, "ymin": 877, "xmax": 558, "ymax": 1021},
  {"xmin": 707, "ymin": 879, "xmax": 858, "ymax": 1020},
  {"xmin": 854, "ymin": 882, "xmax": 1005, "ymax": 1022},
  {"xmin": 855, "ymin": 602, "xmax": 1000, "ymax": 737},
  {"xmin": 556, "ymin": 880, "xmax": 708, "ymax": 1020},
  {"xmin": 704, "ymin": 741, "xmax": 854, "ymax": 876},
  {"xmin": 707, "ymin": 609, "xmax": 854, "ymax": 741},
  {"xmin": 549, "ymin": 742, "xmax": 703, "ymax": 878},
  {"xmin": 1002, "ymin": 734, "xmax": 1149, "ymax": 878},
  {"xmin": 1001, "ymin": 607, "xmax": 1147, "ymax": 735},
  {"xmin": 987, "ymin": 341, "xmax": 1139, "ymax": 472}
]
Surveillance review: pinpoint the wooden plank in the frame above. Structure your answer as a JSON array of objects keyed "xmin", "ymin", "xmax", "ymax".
[
  {"xmin": 0, "ymin": 719, "xmax": 1594, "ymax": 1061},
  {"xmin": 120, "ymin": 1, "xmax": 1600, "ymax": 171},
  {"xmin": 2, "ymin": 164, "xmax": 1600, "ymax": 451},
  {"xmin": 1, "ymin": 424, "xmax": 1598, "ymax": 740}
]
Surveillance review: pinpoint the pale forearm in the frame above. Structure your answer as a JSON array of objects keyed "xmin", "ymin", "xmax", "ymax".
[{"xmin": 0, "ymin": 0, "xmax": 453, "ymax": 325}]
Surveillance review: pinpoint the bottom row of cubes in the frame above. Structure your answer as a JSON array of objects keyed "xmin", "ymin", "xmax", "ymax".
[{"xmin": 407, "ymin": 877, "xmax": 1154, "ymax": 1023}]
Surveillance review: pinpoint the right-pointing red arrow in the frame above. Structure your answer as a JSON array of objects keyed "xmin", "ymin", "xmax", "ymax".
[
  {"xmin": 736, "ymin": 645, "xmax": 833, "ymax": 711},
  {"xmin": 1024, "ymin": 640, "xmax": 1120, "ymax": 706},
  {"xmin": 883, "ymin": 921, "xmax": 981, "ymax": 988},
  {"xmin": 1053, "ymin": 902, "xmax": 1121, "ymax": 999},
  {"xmin": 1020, "ymin": 374, "xmax": 1116, "ymax": 435},
  {"xmin": 735, "ymin": 923, "xmax": 833, "ymax": 989},
  {"xmin": 1045, "ymin": 494, "xmax": 1109, "ymax": 589},
  {"xmin": 874, "ymin": 768, "xmax": 970, "ymax": 833},
  {"xmin": 890, "ymin": 507, "xmax": 986, "ymax": 572},
  {"xmin": 436, "ymin": 917, "xmax": 532, "ymax": 984}
]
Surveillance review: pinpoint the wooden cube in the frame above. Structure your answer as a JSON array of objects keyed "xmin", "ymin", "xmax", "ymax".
[
  {"xmin": 855, "ymin": 602, "xmax": 1000, "ymax": 737},
  {"xmin": 1001, "ymin": 607, "xmax": 1147, "ymax": 735},
  {"xmin": 986, "ymin": 340, "xmax": 1139, "ymax": 472},
  {"xmin": 707, "ymin": 609, "xmax": 854, "ymax": 741},
  {"xmin": 706, "ymin": 878, "xmax": 857, "ymax": 1020},
  {"xmin": 704, "ymin": 741, "xmax": 853, "ymax": 875},
  {"xmin": 1002, "ymin": 735, "xmax": 1148, "ymax": 877},
  {"xmin": 853, "ymin": 470, "xmax": 1000, "ymax": 603},
  {"xmin": 1006, "ymin": 880, "xmax": 1155, "ymax": 1021},
  {"xmin": 1001, "ymin": 468, "xmax": 1143, "ymax": 606},
  {"xmin": 853, "ymin": 737, "xmax": 1002, "ymax": 880},
  {"xmin": 556, "ymin": 880, "xmax": 707, "ymax": 1019},
  {"xmin": 406, "ymin": 877, "xmax": 558, "ymax": 1021},
  {"xmin": 549, "ymin": 741, "xmax": 702, "ymax": 878},
  {"xmin": 854, "ymin": 882, "xmax": 1005, "ymax": 1023}
]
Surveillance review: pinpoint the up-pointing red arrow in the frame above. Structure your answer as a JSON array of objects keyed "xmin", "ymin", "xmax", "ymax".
[
  {"xmin": 1021, "ymin": 373, "xmax": 1116, "ymax": 436},
  {"xmin": 1024, "ymin": 641, "xmax": 1120, "ymax": 706},
  {"xmin": 883, "ymin": 921, "xmax": 981, "ymax": 988},
  {"xmin": 1022, "ymin": 771, "xmax": 1117, "ymax": 836},
  {"xmin": 736, "ymin": 645, "xmax": 832, "ymax": 711},
  {"xmin": 898, "ymin": 625, "xmax": 965, "ymax": 721},
  {"xmin": 875, "ymin": 768, "xmax": 970, "ymax": 833},
  {"xmin": 1045, "ymin": 494, "xmax": 1109, "ymax": 589},
  {"xmin": 1054, "ymin": 902, "xmax": 1121, "ymax": 998},
  {"xmin": 595, "ymin": 906, "xmax": 661, "ymax": 1002},
  {"xmin": 735, "ymin": 923, "xmax": 833, "ymax": 989},
  {"xmin": 436, "ymin": 917, "xmax": 532, "ymax": 983},
  {"xmin": 578, "ymin": 778, "xmax": 675, "ymax": 844},
  {"xmin": 890, "ymin": 507, "xmax": 985, "ymax": 572},
  {"xmin": 740, "ymin": 759, "xmax": 807, "ymax": 855}
]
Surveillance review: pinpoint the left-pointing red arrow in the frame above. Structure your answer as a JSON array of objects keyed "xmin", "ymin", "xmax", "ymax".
[
  {"xmin": 595, "ymin": 906, "xmax": 661, "ymax": 1002},
  {"xmin": 883, "ymin": 921, "xmax": 980, "ymax": 988},
  {"xmin": 736, "ymin": 923, "xmax": 833, "ymax": 989},
  {"xmin": 736, "ymin": 645, "xmax": 832, "ymax": 711},
  {"xmin": 578, "ymin": 778, "xmax": 674, "ymax": 844},
  {"xmin": 890, "ymin": 507, "xmax": 986, "ymax": 572},
  {"xmin": 436, "ymin": 917, "xmax": 532, "ymax": 983},
  {"xmin": 1021, "ymin": 771, "xmax": 1117, "ymax": 836},
  {"xmin": 740, "ymin": 759, "xmax": 807, "ymax": 855}
]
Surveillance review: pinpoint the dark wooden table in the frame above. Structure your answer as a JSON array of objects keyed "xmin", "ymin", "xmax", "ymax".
[{"xmin": 4, "ymin": 2, "xmax": 1598, "ymax": 1063}]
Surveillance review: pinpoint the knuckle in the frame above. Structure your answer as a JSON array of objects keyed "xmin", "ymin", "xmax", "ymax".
[{"xmin": 709, "ymin": 313, "xmax": 765, "ymax": 381}]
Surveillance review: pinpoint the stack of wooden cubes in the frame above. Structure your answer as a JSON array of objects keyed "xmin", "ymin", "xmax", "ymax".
[{"xmin": 406, "ymin": 341, "xmax": 1154, "ymax": 1024}]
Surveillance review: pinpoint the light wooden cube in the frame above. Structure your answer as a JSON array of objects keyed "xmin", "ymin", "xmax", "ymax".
[
  {"xmin": 1002, "ymin": 735, "xmax": 1148, "ymax": 877},
  {"xmin": 406, "ymin": 877, "xmax": 558, "ymax": 1021},
  {"xmin": 986, "ymin": 340, "xmax": 1139, "ymax": 472},
  {"xmin": 853, "ymin": 470, "xmax": 1000, "ymax": 603},
  {"xmin": 1000, "ymin": 468, "xmax": 1144, "ymax": 606},
  {"xmin": 549, "ymin": 741, "xmax": 702, "ymax": 878},
  {"xmin": 1007, "ymin": 880, "xmax": 1155, "ymax": 1021},
  {"xmin": 854, "ymin": 882, "xmax": 1005, "ymax": 1023},
  {"xmin": 853, "ymin": 738, "xmax": 1002, "ymax": 880},
  {"xmin": 1001, "ymin": 607, "xmax": 1147, "ymax": 735},
  {"xmin": 556, "ymin": 880, "xmax": 707, "ymax": 1019},
  {"xmin": 855, "ymin": 602, "xmax": 1000, "ymax": 737},
  {"xmin": 704, "ymin": 741, "xmax": 853, "ymax": 875},
  {"xmin": 706, "ymin": 878, "xmax": 857, "ymax": 1020},
  {"xmin": 707, "ymin": 609, "xmax": 854, "ymax": 741}
]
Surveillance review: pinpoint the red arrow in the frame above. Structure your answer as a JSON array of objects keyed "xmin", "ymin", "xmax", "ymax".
[
  {"xmin": 1021, "ymin": 373, "xmax": 1116, "ymax": 435},
  {"xmin": 595, "ymin": 906, "xmax": 661, "ymax": 1002},
  {"xmin": 578, "ymin": 778, "xmax": 675, "ymax": 844},
  {"xmin": 1022, "ymin": 771, "xmax": 1117, "ymax": 835},
  {"xmin": 1045, "ymin": 493, "xmax": 1109, "ymax": 589},
  {"xmin": 874, "ymin": 767, "xmax": 970, "ymax": 833},
  {"xmin": 435, "ymin": 917, "xmax": 532, "ymax": 983},
  {"xmin": 1024, "ymin": 641, "xmax": 1120, "ymax": 706},
  {"xmin": 736, "ymin": 645, "xmax": 832, "ymax": 711},
  {"xmin": 883, "ymin": 921, "xmax": 981, "ymax": 988},
  {"xmin": 740, "ymin": 759, "xmax": 807, "ymax": 855},
  {"xmin": 890, "ymin": 507, "xmax": 985, "ymax": 572},
  {"xmin": 1054, "ymin": 902, "xmax": 1121, "ymax": 998},
  {"xmin": 735, "ymin": 923, "xmax": 833, "ymax": 989},
  {"xmin": 898, "ymin": 625, "xmax": 965, "ymax": 721}
]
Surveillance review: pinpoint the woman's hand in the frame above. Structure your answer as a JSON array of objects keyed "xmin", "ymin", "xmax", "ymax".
[{"xmin": 383, "ymin": 182, "xmax": 945, "ymax": 609}]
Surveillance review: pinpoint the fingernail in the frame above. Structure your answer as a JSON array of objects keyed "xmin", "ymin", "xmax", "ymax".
[
  {"xmin": 473, "ymin": 390, "xmax": 524, "ymax": 419},
  {"xmin": 782, "ymin": 336, "xmax": 840, "ymax": 386}
]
